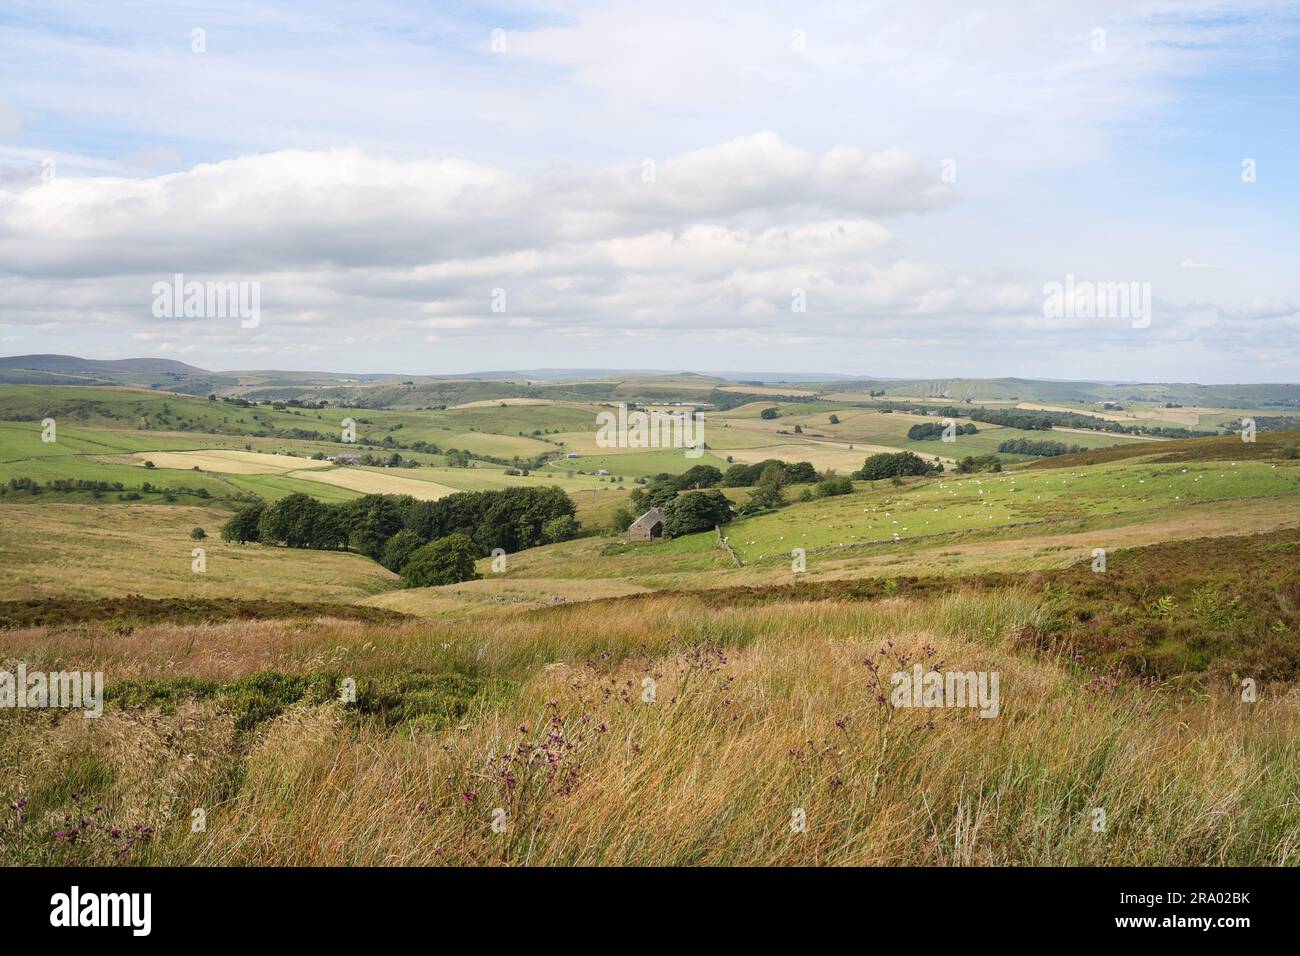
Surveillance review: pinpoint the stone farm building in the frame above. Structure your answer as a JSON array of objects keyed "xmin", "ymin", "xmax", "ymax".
[{"xmin": 627, "ymin": 507, "xmax": 664, "ymax": 542}]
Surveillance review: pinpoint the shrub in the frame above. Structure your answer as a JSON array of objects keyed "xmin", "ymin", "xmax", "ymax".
[
  {"xmin": 610, "ymin": 507, "xmax": 635, "ymax": 533},
  {"xmin": 814, "ymin": 476, "xmax": 854, "ymax": 497},
  {"xmin": 190, "ymin": 527, "xmax": 207, "ymax": 541}
]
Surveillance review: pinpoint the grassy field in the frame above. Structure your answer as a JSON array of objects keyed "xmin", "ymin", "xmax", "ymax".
[
  {"xmin": 720, "ymin": 458, "xmax": 1300, "ymax": 563},
  {"xmin": 2, "ymin": 382, "xmax": 1299, "ymax": 868},
  {"xmin": 0, "ymin": 503, "xmax": 397, "ymax": 601},
  {"xmin": 3, "ymin": 537, "xmax": 1297, "ymax": 865}
]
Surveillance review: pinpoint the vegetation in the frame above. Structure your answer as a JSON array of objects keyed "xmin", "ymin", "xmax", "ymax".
[
  {"xmin": 399, "ymin": 534, "xmax": 481, "ymax": 587},
  {"xmin": 854, "ymin": 451, "xmax": 943, "ymax": 480},
  {"xmin": 220, "ymin": 486, "xmax": 579, "ymax": 571},
  {"xmin": 1, "ymin": 376, "xmax": 1298, "ymax": 867},
  {"xmin": 997, "ymin": 438, "xmax": 1084, "ymax": 457}
]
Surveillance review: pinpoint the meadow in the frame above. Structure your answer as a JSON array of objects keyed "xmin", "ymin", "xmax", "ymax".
[
  {"xmin": 3, "ymin": 549, "xmax": 1297, "ymax": 865},
  {"xmin": 1, "ymin": 379, "xmax": 1298, "ymax": 867}
]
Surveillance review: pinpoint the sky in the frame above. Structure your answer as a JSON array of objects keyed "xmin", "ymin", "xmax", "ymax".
[{"xmin": 0, "ymin": 0, "xmax": 1298, "ymax": 382}]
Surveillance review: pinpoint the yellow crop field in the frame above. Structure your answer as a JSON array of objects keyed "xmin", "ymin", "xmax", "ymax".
[
  {"xmin": 287, "ymin": 467, "xmax": 460, "ymax": 499},
  {"xmin": 131, "ymin": 449, "xmax": 334, "ymax": 474}
]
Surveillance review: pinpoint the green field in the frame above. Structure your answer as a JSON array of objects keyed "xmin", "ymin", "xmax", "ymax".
[{"xmin": 719, "ymin": 458, "xmax": 1300, "ymax": 563}]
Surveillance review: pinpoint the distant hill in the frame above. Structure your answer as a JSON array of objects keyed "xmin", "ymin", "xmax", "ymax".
[
  {"xmin": 0, "ymin": 354, "xmax": 228, "ymax": 396},
  {"xmin": 0, "ymin": 354, "xmax": 212, "ymax": 376},
  {"xmin": 1, "ymin": 355, "xmax": 1297, "ymax": 408}
]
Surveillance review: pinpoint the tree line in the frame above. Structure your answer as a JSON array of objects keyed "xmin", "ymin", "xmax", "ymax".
[
  {"xmin": 907, "ymin": 421, "xmax": 978, "ymax": 440},
  {"xmin": 221, "ymin": 486, "xmax": 578, "ymax": 587},
  {"xmin": 997, "ymin": 437, "xmax": 1084, "ymax": 456}
]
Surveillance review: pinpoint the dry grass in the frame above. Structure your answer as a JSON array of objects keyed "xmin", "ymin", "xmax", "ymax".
[
  {"xmin": 3, "ymin": 588, "xmax": 1298, "ymax": 866},
  {"xmin": 0, "ymin": 503, "xmax": 397, "ymax": 601}
]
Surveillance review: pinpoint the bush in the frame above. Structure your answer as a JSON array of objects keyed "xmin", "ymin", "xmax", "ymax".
[
  {"xmin": 400, "ymin": 534, "xmax": 482, "ymax": 588},
  {"xmin": 190, "ymin": 527, "xmax": 207, "ymax": 541},
  {"xmin": 814, "ymin": 476, "xmax": 854, "ymax": 497},
  {"xmin": 610, "ymin": 507, "xmax": 635, "ymax": 533},
  {"xmin": 955, "ymin": 454, "xmax": 1003, "ymax": 473}
]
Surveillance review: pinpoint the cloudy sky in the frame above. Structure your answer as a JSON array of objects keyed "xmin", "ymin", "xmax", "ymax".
[{"xmin": 1, "ymin": 1, "xmax": 1298, "ymax": 381}]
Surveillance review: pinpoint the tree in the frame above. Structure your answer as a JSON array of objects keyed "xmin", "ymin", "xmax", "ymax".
[
  {"xmin": 675, "ymin": 464, "xmax": 723, "ymax": 490},
  {"xmin": 190, "ymin": 527, "xmax": 207, "ymax": 541},
  {"xmin": 342, "ymin": 494, "xmax": 408, "ymax": 557},
  {"xmin": 759, "ymin": 407, "xmax": 780, "ymax": 420},
  {"xmin": 782, "ymin": 461, "xmax": 817, "ymax": 484},
  {"xmin": 380, "ymin": 529, "xmax": 423, "ymax": 573},
  {"xmin": 828, "ymin": 414, "xmax": 840, "ymax": 425},
  {"xmin": 661, "ymin": 490, "xmax": 734, "ymax": 537},
  {"xmin": 400, "ymin": 534, "xmax": 482, "ymax": 588},
  {"xmin": 220, "ymin": 504, "xmax": 264, "ymax": 543},
  {"xmin": 256, "ymin": 493, "xmax": 328, "ymax": 548},
  {"xmin": 745, "ymin": 462, "xmax": 787, "ymax": 511},
  {"xmin": 630, "ymin": 476, "xmax": 679, "ymax": 511}
]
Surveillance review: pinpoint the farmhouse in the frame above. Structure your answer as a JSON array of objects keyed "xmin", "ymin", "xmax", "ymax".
[{"xmin": 627, "ymin": 507, "xmax": 664, "ymax": 542}]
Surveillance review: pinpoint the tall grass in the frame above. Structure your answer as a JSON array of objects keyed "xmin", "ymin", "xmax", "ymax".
[{"xmin": 3, "ymin": 588, "xmax": 1296, "ymax": 866}]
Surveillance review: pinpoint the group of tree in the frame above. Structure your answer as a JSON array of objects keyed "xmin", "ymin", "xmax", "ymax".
[
  {"xmin": 967, "ymin": 408, "xmax": 1057, "ymax": 431},
  {"xmin": 628, "ymin": 465, "xmax": 725, "ymax": 511},
  {"xmin": 997, "ymin": 438, "xmax": 1084, "ymax": 457},
  {"xmin": 720, "ymin": 459, "xmax": 817, "ymax": 487},
  {"xmin": 906, "ymin": 421, "xmax": 977, "ymax": 440},
  {"xmin": 220, "ymin": 485, "xmax": 578, "ymax": 587},
  {"xmin": 853, "ymin": 452, "xmax": 944, "ymax": 480}
]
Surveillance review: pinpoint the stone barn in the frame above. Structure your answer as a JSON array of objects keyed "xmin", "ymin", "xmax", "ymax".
[{"xmin": 627, "ymin": 506, "xmax": 664, "ymax": 542}]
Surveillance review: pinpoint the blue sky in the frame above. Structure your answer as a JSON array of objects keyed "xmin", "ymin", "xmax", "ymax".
[{"xmin": 0, "ymin": 0, "xmax": 1297, "ymax": 381}]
